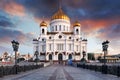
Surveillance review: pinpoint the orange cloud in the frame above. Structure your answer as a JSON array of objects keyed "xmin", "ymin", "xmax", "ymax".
[
  {"xmin": 4, "ymin": 2, "xmax": 25, "ymax": 17},
  {"xmin": 34, "ymin": 17, "xmax": 50, "ymax": 25},
  {"xmin": 80, "ymin": 18, "xmax": 120, "ymax": 33}
]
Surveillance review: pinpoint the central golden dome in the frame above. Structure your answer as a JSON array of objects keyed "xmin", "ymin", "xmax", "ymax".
[{"xmin": 51, "ymin": 8, "xmax": 70, "ymax": 21}]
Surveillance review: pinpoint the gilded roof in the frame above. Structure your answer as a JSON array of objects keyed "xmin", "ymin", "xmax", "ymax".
[
  {"xmin": 73, "ymin": 21, "xmax": 81, "ymax": 27},
  {"xmin": 40, "ymin": 21, "xmax": 47, "ymax": 27},
  {"xmin": 51, "ymin": 8, "xmax": 70, "ymax": 21}
]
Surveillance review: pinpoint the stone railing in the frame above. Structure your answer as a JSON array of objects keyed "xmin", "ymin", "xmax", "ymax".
[
  {"xmin": 0, "ymin": 64, "xmax": 44, "ymax": 77},
  {"xmin": 77, "ymin": 63, "xmax": 120, "ymax": 77}
]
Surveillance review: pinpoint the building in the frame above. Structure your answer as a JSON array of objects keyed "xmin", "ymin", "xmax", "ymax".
[
  {"xmin": 88, "ymin": 53, "xmax": 103, "ymax": 60},
  {"xmin": 33, "ymin": 7, "xmax": 87, "ymax": 64}
]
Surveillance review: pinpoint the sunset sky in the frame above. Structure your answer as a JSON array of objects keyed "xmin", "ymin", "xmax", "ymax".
[{"xmin": 0, "ymin": 0, "xmax": 120, "ymax": 55}]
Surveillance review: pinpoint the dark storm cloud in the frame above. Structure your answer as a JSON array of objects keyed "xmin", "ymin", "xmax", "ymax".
[
  {"xmin": 106, "ymin": 24, "xmax": 120, "ymax": 39},
  {"xmin": 15, "ymin": 0, "xmax": 58, "ymax": 19},
  {"xmin": 98, "ymin": 24, "xmax": 120, "ymax": 40},
  {"xmin": 0, "ymin": 28, "xmax": 26, "ymax": 43},
  {"xmin": 14, "ymin": 0, "xmax": 120, "ymax": 21},
  {"xmin": 0, "ymin": 15, "xmax": 14, "ymax": 28}
]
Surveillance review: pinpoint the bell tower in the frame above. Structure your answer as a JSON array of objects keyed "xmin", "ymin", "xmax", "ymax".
[
  {"xmin": 73, "ymin": 21, "xmax": 81, "ymax": 35},
  {"xmin": 40, "ymin": 21, "xmax": 47, "ymax": 35}
]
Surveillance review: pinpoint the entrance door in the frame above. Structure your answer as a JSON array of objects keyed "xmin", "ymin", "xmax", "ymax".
[
  {"xmin": 58, "ymin": 54, "xmax": 63, "ymax": 64},
  {"xmin": 68, "ymin": 54, "xmax": 72, "ymax": 59},
  {"xmin": 49, "ymin": 54, "xmax": 52, "ymax": 60}
]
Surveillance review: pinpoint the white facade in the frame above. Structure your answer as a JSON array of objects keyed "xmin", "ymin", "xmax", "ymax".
[{"xmin": 33, "ymin": 8, "xmax": 87, "ymax": 63}]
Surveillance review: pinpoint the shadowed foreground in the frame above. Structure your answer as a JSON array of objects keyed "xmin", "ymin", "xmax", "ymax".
[{"xmin": 1, "ymin": 64, "xmax": 120, "ymax": 80}]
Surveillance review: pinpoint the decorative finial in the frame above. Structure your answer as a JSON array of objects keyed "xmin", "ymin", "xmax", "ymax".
[
  {"xmin": 59, "ymin": 0, "xmax": 62, "ymax": 9},
  {"xmin": 42, "ymin": 16, "xmax": 45, "ymax": 20}
]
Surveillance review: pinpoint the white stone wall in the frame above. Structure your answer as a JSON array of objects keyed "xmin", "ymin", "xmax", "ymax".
[
  {"xmin": 33, "ymin": 19, "xmax": 87, "ymax": 62},
  {"xmin": 50, "ymin": 19, "xmax": 70, "ymax": 32}
]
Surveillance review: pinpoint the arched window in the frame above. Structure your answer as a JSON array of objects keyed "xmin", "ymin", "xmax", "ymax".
[
  {"xmin": 59, "ymin": 25, "xmax": 61, "ymax": 31},
  {"xmin": 56, "ymin": 25, "xmax": 57, "ymax": 31},
  {"xmin": 76, "ymin": 29, "xmax": 79, "ymax": 34},
  {"xmin": 49, "ymin": 54, "xmax": 52, "ymax": 60},
  {"xmin": 42, "ymin": 29, "xmax": 44, "ymax": 34},
  {"xmin": 68, "ymin": 54, "xmax": 72, "ymax": 59},
  {"xmin": 63, "ymin": 25, "xmax": 65, "ymax": 31},
  {"xmin": 59, "ymin": 35, "xmax": 62, "ymax": 39}
]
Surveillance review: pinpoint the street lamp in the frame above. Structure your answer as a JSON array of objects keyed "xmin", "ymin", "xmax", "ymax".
[
  {"xmin": 102, "ymin": 40, "xmax": 109, "ymax": 74},
  {"xmin": 80, "ymin": 51, "xmax": 87, "ymax": 63},
  {"xmin": 102, "ymin": 40, "xmax": 109, "ymax": 65},
  {"xmin": 11, "ymin": 40, "xmax": 19, "ymax": 74},
  {"xmin": 34, "ymin": 51, "xmax": 39, "ymax": 65},
  {"xmin": 82, "ymin": 51, "xmax": 86, "ymax": 59}
]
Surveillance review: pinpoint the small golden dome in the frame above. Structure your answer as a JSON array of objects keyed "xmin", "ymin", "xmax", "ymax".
[
  {"xmin": 51, "ymin": 8, "xmax": 70, "ymax": 21},
  {"xmin": 73, "ymin": 21, "xmax": 81, "ymax": 27},
  {"xmin": 40, "ymin": 21, "xmax": 47, "ymax": 27}
]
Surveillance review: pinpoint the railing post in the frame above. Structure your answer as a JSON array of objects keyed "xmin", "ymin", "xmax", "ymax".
[
  {"xmin": 102, "ymin": 65, "xmax": 108, "ymax": 74},
  {"xmin": 117, "ymin": 66, "xmax": 120, "ymax": 77},
  {"xmin": 0, "ymin": 66, "xmax": 4, "ymax": 77}
]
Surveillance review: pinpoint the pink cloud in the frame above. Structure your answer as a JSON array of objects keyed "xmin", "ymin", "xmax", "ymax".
[{"xmin": 3, "ymin": 2, "xmax": 26, "ymax": 17}]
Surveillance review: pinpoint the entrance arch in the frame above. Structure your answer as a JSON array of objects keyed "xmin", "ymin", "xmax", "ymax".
[
  {"xmin": 49, "ymin": 54, "xmax": 52, "ymax": 60},
  {"xmin": 58, "ymin": 53, "xmax": 63, "ymax": 61},
  {"xmin": 58, "ymin": 53, "xmax": 63, "ymax": 64},
  {"xmin": 68, "ymin": 54, "xmax": 72, "ymax": 59}
]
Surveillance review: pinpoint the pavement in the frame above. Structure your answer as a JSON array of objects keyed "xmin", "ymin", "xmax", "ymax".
[{"xmin": 0, "ymin": 64, "xmax": 120, "ymax": 80}]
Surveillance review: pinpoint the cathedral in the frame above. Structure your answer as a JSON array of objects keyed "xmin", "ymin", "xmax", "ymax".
[{"xmin": 33, "ymin": 7, "xmax": 87, "ymax": 64}]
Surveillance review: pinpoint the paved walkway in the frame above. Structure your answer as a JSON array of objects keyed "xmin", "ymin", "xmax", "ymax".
[{"xmin": 1, "ymin": 65, "xmax": 120, "ymax": 80}]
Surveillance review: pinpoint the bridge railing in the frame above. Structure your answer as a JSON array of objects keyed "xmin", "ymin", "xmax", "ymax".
[
  {"xmin": 0, "ymin": 64, "xmax": 44, "ymax": 77},
  {"xmin": 77, "ymin": 63, "xmax": 120, "ymax": 77}
]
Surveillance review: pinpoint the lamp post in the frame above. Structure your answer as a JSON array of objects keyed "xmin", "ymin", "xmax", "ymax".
[
  {"xmin": 11, "ymin": 40, "xmax": 19, "ymax": 74},
  {"xmin": 82, "ymin": 51, "xmax": 86, "ymax": 59},
  {"xmin": 102, "ymin": 40, "xmax": 109, "ymax": 74},
  {"xmin": 102, "ymin": 40, "xmax": 109, "ymax": 65},
  {"xmin": 34, "ymin": 51, "xmax": 39, "ymax": 65}
]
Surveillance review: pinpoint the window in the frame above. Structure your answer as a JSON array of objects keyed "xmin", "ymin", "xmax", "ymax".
[
  {"xmin": 76, "ymin": 45, "xmax": 78, "ymax": 51},
  {"xmin": 42, "ymin": 29, "xmax": 44, "ymax": 34},
  {"xmin": 57, "ymin": 44, "xmax": 64, "ymax": 50},
  {"xmin": 69, "ymin": 44, "xmax": 72, "ymax": 50},
  {"xmin": 76, "ymin": 39, "xmax": 79, "ymax": 41},
  {"xmin": 42, "ymin": 38, "xmax": 45, "ymax": 41},
  {"xmin": 42, "ymin": 45, "xmax": 45, "ymax": 51},
  {"xmin": 49, "ymin": 44, "xmax": 52, "ymax": 50},
  {"xmin": 59, "ymin": 35, "xmax": 62, "ymax": 39},
  {"xmin": 56, "ymin": 25, "xmax": 57, "ymax": 31},
  {"xmin": 52, "ymin": 26, "xmax": 54, "ymax": 31},
  {"xmin": 69, "ymin": 37, "xmax": 71, "ymax": 39},
  {"xmin": 59, "ymin": 25, "xmax": 61, "ymax": 31},
  {"xmin": 49, "ymin": 36, "xmax": 51, "ymax": 39},
  {"xmin": 36, "ymin": 46, "xmax": 38, "ymax": 51},
  {"xmin": 63, "ymin": 25, "xmax": 65, "ymax": 31},
  {"xmin": 53, "ymin": 26, "xmax": 54, "ymax": 31},
  {"xmin": 67, "ymin": 26, "xmax": 68, "ymax": 31},
  {"xmin": 76, "ymin": 29, "xmax": 79, "ymax": 34}
]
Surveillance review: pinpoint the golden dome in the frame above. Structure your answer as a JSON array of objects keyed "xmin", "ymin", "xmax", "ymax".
[
  {"xmin": 51, "ymin": 8, "xmax": 70, "ymax": 21},
  {"xmin": 73, "ymin": 21, "xmax": 81, "ymax": 27},
  {"xmin": 40, "ymin": 21, "xmax": 47, "ymax": 27}
]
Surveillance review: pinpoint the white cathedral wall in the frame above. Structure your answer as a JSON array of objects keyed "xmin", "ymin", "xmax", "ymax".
[
  {"xmin": 33, "ymin": 37, "xmax": 87, "ymax": 61},
  {"xmin": 50, "ymin": 19, "xmax": 70, "ymax": 32},
  {"xmin": 33, "ymin": 19, "xmax": 88, "ymax": 61}
]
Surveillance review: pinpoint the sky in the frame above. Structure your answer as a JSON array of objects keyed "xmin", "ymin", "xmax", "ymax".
[{"xmin": 0, "ymin": 0, "xmax": 120, "ymax": 55}]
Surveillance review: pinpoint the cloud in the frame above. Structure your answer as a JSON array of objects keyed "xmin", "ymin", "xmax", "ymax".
[
  {"xmin": 0, "ymin": 0, "xmax": 120, "ymax": 54},
  {"xmin": 97, "ymin": 24, "xmax": 120, "ymax": 40},
  {"xmin": 0, "ymin": 15, "xmax": 15, "ymax": 28},
  {"xmin": 0, "ymin": 27, "xmax": 27, "ymax": 44},
  {"xmin": 0, "ymin": 1, "xmax": 26, "ymax": 17}
]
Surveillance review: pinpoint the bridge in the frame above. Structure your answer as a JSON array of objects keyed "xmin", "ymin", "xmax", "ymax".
[{"xmin": 0, "ymin": 64, "xmax": 119, "ymax": 80}]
